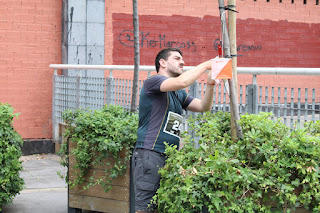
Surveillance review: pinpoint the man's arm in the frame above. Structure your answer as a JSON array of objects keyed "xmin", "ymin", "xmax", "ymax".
[
  {"xmin": 186, "ymin": 71, "xmax": 216, "ymax": 113},
  {"xmin": 186, "ymin": 84, "xmax": 215, "ymax": 112},
  {"xmin": 160, "ymin": 60, "xmax": 211, "ymax": 92}
]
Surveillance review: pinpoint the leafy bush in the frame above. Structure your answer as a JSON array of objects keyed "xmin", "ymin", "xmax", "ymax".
[
  {"xmin": 0, "ymin": 103, "xmax": 24, "ymax": 210},
  {"xmin": 155, "ymin": 112, "xmax": 320, "ymax": 212},
  {"xmin": 59, "ymin": 104, "xmax": 138, "ymax": 192}
]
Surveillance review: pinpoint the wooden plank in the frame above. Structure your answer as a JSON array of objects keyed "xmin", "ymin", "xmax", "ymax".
[
  {"xmin": 68, "ymin": 138, "xmax": 131, "ymax": 188},
  {"xmin": 68, "ymin": 140, "xmax": 130, "ymax": 170},
  {"xmin": 59, "ymin": 124, "xmax": 69, "ymax": 144},
  {"xmin": 70, "ymin": 183, "xmax": 129, "ymax": 201},
  {"xmin": 68, "ymin": 153, "xmax": 130, "ymax": 171},
  {"xmin": 69, "ymin": 167, "xmax": 130, "ymax": 187},
  {"xmin": 69, "ymin": 193, "xmax": 130, "ymax": 213}
]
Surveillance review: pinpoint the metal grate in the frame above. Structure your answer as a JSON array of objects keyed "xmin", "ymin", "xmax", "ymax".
[
  {"xmin": 54, "ymin": 75, "xmax": 319, "ymax": 128},
  {"xmin": 258, "ymin": 86, "xmax": 319, "ymax": 128}
]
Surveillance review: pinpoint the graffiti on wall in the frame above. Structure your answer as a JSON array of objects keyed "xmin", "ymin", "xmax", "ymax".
[
  {"xmin": 213, "ymin": 39, "xmax": 262, "ymax": 52},
  {"xmin": 119, "ymin": 30, "xmax": 263, "ymax": 53},
  {"xmin": 119, "ymin": 30, "xmax": 197, "ymax": 52}
]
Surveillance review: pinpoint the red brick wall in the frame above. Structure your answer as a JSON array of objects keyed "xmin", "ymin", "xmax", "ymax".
[
  {"xmin": 105, "ymin": 0, "xmax": 320, "ymax": 63},
  {"xmin": 0, "ymin": 1, "xmax": 62, "ymax": 139},
  {"xmin": 113, "ymin": 14, "xmax": 320, "ymax": 68},
  {"xmin": 112, "ymin": 13, "xmax": 320, "ymax": 89}
]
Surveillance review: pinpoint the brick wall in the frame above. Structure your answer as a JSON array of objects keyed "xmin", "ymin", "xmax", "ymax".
[
  {"xmin": 105, "ymin": 0, "xmax": 320, "ymax": 63},
  {"xmin": 108, "ymin": 0, "xmax": 320, "ymax": 89},
  {"xmin": 113, "ymin": 14, "xmax": 320, "ymax": 67},
  {"xmin": 0, "ymin": 1, "xmax": 62, "ymax": 139},
  {"xmin": 0, "ymin": 0, "xmax": 319, "ymax": 139}
]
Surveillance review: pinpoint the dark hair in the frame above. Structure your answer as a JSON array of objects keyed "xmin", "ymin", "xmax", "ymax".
[{"xmin": 155, "ymin": 48, "xmax": 183, "ymax": 73}]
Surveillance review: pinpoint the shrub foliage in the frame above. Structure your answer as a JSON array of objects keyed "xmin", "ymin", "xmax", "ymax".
[
  {"xmin": 155, "ymin": 112, "xmax": 320, "ymax": 212},
  {"xmin": 59, "ymin": 105, "xmax": 138, "ymax": 193},
  {"xmin": 0, "ymin": 103, "xmax": 24, "ymax": 210}
]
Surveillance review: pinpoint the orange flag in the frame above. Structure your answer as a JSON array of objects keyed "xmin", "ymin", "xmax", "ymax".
[{"xmin": 211, "ymin": 58, "xmax": 232, "ymax": 80}]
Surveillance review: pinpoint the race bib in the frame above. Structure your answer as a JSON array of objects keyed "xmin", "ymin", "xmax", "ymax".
[{"xmin": 163, "ymin": 111, "xmax": 183, "ymax": 138}]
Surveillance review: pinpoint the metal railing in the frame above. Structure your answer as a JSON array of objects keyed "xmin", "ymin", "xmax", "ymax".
[{"xmin": 49, "ymin": 64, "xmax": 320, "ymax": 142}]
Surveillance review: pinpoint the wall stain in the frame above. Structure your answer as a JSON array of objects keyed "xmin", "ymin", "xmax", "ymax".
[{"xmin": 68, "ymin": 7, "xmax": 74, "ymax": 43}]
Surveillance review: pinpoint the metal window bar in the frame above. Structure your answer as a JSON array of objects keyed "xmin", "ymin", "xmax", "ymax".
[
  {"xmin": 212, "ymin": 84, "xmax": 217, "ymax": 113},
  {"xmin": 239, "ymin": 85, "xmax": 243, "ymax": 114},
  {"xmin": 125, "ymin": 79, "xmax": 129, "ymax": 109},
  {"xmin": 297, "ymin": 88, "xmax": 301, "ymax": 124},
  {"xmin": 304, "ymin": 89, "xmax": 308, "ymax": 123},
  {"xmin": 259, "ymin": 86, "xmax": 263, "ymax": 113},
  {"xmin": 223, "ymin": 85, "xmax": 227, "ymax": 112},
  {"xmin": 241, "ymin": 85, "xmax": 247, "ymax": 114},
  {"xmin": 284, "ymin": 88, "xmax": 288, "ymax": 125},
  {"xmin": 218, "ymin": 83, "xmax": 222, "ymax": 111},
  {"xmin": 263, "ymin": 86, "xmax": 268, "ymax": 113},
  {"xmin": 114, "ymin": 78, "xmax": 119, "ymax": 105},
  {"xmin": 290, "ymin": 88, "xmax": 295, "ymax": 128},
  {"xmin": 312, "ymin": 89, "xmax": 315, "ymax": 121},
  {"xmin": 271, "ymin": 87, "xmax": 275, "ymax": 120},
  {"xmin": 197, "ymin": 81, "xmax": 202, "ymax": 103},
  {"xmin": 277, "ymin": 87, "xmax": 281, "ymax": 118}
]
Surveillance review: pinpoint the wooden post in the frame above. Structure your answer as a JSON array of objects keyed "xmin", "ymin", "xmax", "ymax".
[
  {"xmin": 131, "ymin": 0, "xmax": 140, "ymax": 112},
  {"xmin": 218, "ymin": 0, "xmax": 243, "ymax": 139},
  {"xmin": 228, "ymin": 0, "xmax": 238, "ymax": 88},
  {"xmin": 228, "ymin": 0, "xmax": 238, "ymax": 140}
]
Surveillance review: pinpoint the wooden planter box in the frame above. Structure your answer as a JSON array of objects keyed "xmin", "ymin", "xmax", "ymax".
[{"xmin": 60, "ymin": 124, "xmax": 134, "ymax": 213}]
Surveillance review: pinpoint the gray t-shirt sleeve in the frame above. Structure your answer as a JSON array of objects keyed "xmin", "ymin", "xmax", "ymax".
[
  {"xmin": 144, "ymin": 75, "xmax": 167, "ymax": 95},
  {"xmin": 144, "ymin": 75, "xmax": 194, "ymax": 109},
  {"xmin": 180, "ymin": 90, "xmax": 194, "ymax": 109}
]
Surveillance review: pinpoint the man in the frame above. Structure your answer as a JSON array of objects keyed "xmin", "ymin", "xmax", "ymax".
[{"xmin": 132, "ymin": 48, "xmax": 216, "ymax": 213}]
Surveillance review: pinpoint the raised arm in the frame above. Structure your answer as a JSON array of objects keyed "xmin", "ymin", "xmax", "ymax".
[
  {"xmin": 160, "ymin": 60, "xmax": 212, "ymax": 92},
  {"xmin": 186, "ymin": 71, "xmax": 215, "ymax": 113}
]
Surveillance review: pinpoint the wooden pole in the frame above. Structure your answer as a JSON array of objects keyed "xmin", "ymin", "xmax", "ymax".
[
  {"xmin": 228, "ymin": 0, "xmax": 238, "ymax": 140},
  {"xmin": 228, "ymin": 0, "xmax": 238, "ymax": 88},
  {"xmin": 131, "ymin": 0, "xmax": 140, "ymax": 112},
  {"xmin": 218, "ymin": 0, "xmax": 243, "ymax": 139}
]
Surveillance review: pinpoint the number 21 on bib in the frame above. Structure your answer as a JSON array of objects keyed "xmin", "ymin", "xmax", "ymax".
[{"xmin": 163, "ymin": 111, "xmax": 183, "ymax": 138}]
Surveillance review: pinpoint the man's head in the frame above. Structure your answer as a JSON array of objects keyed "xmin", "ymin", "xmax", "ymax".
[{"xmin": 155, "ymin": 48, "xmax": 183, "ymax": 74}]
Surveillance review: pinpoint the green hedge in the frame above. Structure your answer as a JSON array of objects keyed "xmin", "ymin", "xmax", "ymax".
[
  {"xmin": 154, "ymin": 112, "xmax": 320, "ymax": 212},
  {"xmin": 59, "ymin": 104, "xmax": 138, "ymax": 193},
  {"xmin": 0, "ymin": 103, "xmax": 24, "ymax": 210}
]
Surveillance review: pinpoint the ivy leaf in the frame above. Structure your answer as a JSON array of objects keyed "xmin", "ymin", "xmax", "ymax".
[{"xmin": 229, "ymin": 159, "xmax": 239, "ymax": 164}]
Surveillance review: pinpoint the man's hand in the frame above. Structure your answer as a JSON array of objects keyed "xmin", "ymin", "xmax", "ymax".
[{"xmin": 207, "ymin": 69, "xmax": 216, "ymax": 86}]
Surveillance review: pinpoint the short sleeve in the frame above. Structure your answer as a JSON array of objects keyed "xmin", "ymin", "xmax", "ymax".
[
  {"xmin": 179, "ymin": 90, "xmax": 194, "ymax": 109},
  {"xmin": 144, "ymin": 75, "xmax": 167, "ymax": 95}
]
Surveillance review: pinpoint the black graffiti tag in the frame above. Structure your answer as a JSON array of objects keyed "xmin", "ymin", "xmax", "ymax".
[
  {"xmin": 119, "ymin": 29, "xmax": 134, "ymax": 47},
  {"xmin": 237, "ymin": 44, "xmax": 262, "ymax": 51},
  {"xmin": 213, "ymin": 39, "xmax": 222, "ymax": 51},
  {"xmin": 119, "ymin": 29, "xmax": 197, "ymax": 52},
  {"xmin": 213, "ymin": 38, "xmax": 262, "ymax": 53}
]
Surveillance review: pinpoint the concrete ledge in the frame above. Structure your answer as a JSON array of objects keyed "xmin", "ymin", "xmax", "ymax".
[{"xmin": 21, "ymin": 139, "xmax": 55, "ymax": 156}]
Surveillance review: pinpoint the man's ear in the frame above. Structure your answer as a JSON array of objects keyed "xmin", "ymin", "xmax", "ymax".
[{"xmin": 159, "ymin": 58, "xmax": 166, "ymax": 69}]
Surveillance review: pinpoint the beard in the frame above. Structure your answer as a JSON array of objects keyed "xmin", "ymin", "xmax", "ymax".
[{"xmin": 167, "ymin": 63, "xmax": 183, "ymax": 77}]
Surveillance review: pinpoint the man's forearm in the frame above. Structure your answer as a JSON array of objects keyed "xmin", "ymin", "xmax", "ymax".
[
  {"xmin": 178, "ymin": 62, "xmax": 210, "ymax": 87},
  {"xmin": 201, "ymin": 84, "xmax": 215, "ymax": 112},
  {"xmin": 160, "ymin": 60, "xmax": 211, "ymax": 92}
]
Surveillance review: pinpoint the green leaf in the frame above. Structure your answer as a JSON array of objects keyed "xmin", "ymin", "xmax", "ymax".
[{"xmin": 229, "ymin": 159, "xmax": 239, "ymax": 164}]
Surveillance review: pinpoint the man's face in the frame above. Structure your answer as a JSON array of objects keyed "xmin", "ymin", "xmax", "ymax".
[{"xmin": 165, "ymin": 51, "xmax": 185, "ymax": 77}]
